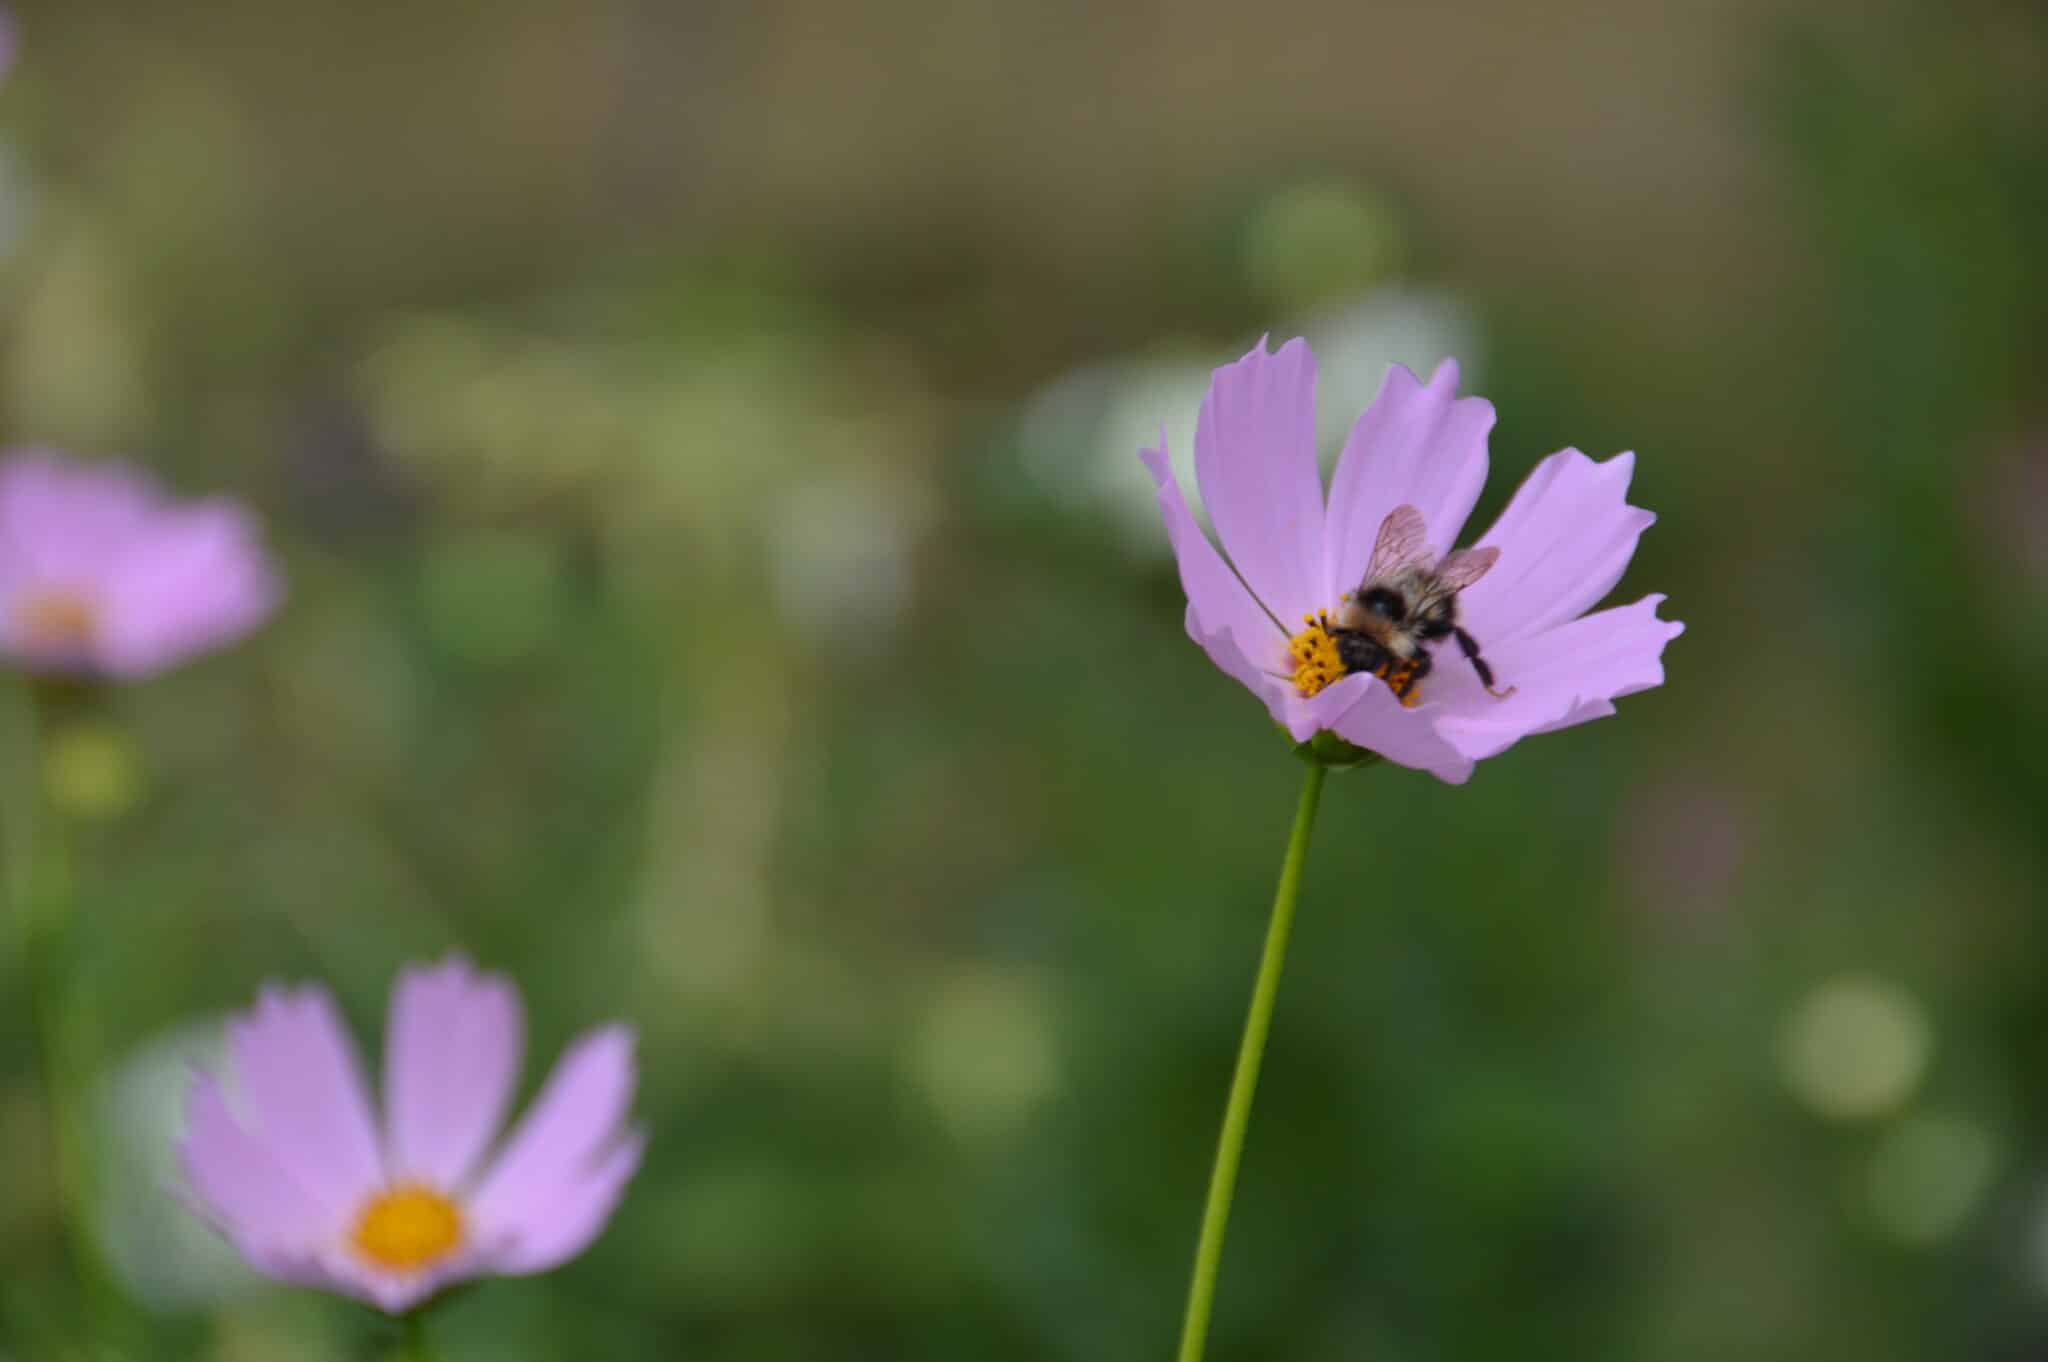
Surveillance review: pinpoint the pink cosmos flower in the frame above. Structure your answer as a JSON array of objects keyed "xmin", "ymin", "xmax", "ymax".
[
  {"xmin": 179, "ymin": 957, "xmax": 644, "ymax": 1314},
  {"xmin": 0, "ymin": 450, "xmax": 281, "ymax": 679},
  {"xmin": 1143, "ymin": 338, "xmax": 1681, "ymax": 784}
]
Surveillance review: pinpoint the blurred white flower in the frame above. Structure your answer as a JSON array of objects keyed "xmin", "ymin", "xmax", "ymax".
[
  {"xmin": 1015, "ymin": 286, "xmax": 1478, "ymax": 559},
  {"xmin": 96, "ymin": 1021, "xmax": 255, "ymax": 1307},
  {"xmin": 1017, "ymin": 353, "xmax": 1208, "ymax": 558},
  {"xmin": 1299, "ymin": 289, "xmax": 1481, "ymax": 452}
]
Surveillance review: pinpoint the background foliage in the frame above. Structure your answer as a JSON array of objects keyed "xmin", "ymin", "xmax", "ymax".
[{"xmin": 1, "ymin": 1, "xmax": 2044, "ymax": 1358}]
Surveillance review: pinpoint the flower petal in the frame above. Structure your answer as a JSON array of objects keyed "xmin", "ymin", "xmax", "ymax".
[
  {"xmin": 236, "ymin": 1247, "xmax": 373, "ymax": 1303},
  {"xmin": 0, "ymin": 451, "xmax": 160, "ymax": 583},
  {"xmin": 1186, "ymin": 602, "xmax": 1300, "ymax": 733},
  {"xmin": 225, "ymin": 985, "xmax": 385, "ymax": 1224},
  {"xmin": 486, "ymin": 1128, "xmax": 645, "ymax": 1275},
  {"xmin": 1192, "ymin": 337, "xmax": 1326, "ymax": 622},
  {"xmin": 383, "ymin": 957, "xmax": 525, "ymax": 1191},
  {"xmin": 1327, "ymin": 681, "xmax": 1477, "ymax": 784},
  {"xmin": 1141, "ymin": 439, "xmax": 1289, "ymax": 688},
  {"xmin": 289, "ymin": 1245, "xmax": 488, "ymax": 1314},
  {"xmin": 94, "ymin": 500, "xmax": 282, "ymax": 678},
  {"xmin": 1459, "ymin": 450, "xmax": 1655, "ymax": 646},
  {"xmin": 469, "ymin": 1026, "xmax": 637, "ymax": 1259},
  {"xmin": 1277, "ymin": 669, "xmax": 1374, "ymax": 743},
  {"xmin": 1433, "ymin": 594, "xmax": 1683, "ymax": 761},
  {"xmin": 1323, "ymin": 360, "xmax": 1493, "ymax": 595},
  {"xmin": 179, "ymin": 1074, "xmax": 336, "ymax": 1251}
]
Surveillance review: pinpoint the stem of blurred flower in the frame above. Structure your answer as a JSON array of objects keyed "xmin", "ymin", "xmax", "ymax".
[
  {"xmin": 398, "ymin": 1311, "xmax": 435, "ymax": 1361},
  {"xmin": 8, "ymin": 684, "xmax": 116, "ymax": 1349},
  {"xmin": 1175, "ymin": 761, "xmax": 1326, "ymax": 1362}
]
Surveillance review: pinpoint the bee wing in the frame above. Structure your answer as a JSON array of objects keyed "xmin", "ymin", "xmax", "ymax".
[
  {"xmin": 1363, "ymin": 505, "xmax": 1432, "ymax": 583},
  {"xmin": 1433, "ymin": 545, "xmax": 1501, "ymax": 592}
]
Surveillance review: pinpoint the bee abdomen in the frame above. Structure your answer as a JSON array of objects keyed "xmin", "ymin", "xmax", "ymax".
[
  {"xmin": 1333, "ymin": 632, "xmax": 1390, "ymax": 675},
  {"xmin": 1332, "ymin": 630, "xmax": 1431, "ymax": 706}
]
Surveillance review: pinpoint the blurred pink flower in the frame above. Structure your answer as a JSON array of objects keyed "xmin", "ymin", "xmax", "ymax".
[
  {"xmin": 0, "ymin": 450, "xmax": 281, "ymax": 679},
  {"xmin": 1143, "ymin": 338, "xmax": 1681, "ymax": 783},
  {"xmin": 180, "ymin": 957, "xmax": 644, "ymax": 1314}
]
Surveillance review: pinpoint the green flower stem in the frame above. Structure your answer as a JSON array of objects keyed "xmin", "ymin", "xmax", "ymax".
[
  {"xmin": 398, "ymin": 1311, "xmax": 435, "ymax": 1362},
  {"xmin": 1175, "ymin": 761, "xmax": 1327, "ymax": 1362},
  {"xmin": 9, "ymin": 685, "xmax": 114, "ymax": 1349}
]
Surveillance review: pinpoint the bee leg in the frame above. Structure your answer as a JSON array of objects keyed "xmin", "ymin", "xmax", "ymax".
[{"xmin": 1454, "ymin": 626, "xmax": 1516, "ymax": 699}]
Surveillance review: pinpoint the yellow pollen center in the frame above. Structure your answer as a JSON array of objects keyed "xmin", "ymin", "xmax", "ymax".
[
  {"xmin": 15, "ymin": 590, "xmax": 98, "ymax": 652},
  {"xmin": 350, "ymin": 1184, "xmax": 464, "ymax": 1273},
  {"xmin": 1288, "ymin": 612, "xmax": 1346, "ymax": 698}
]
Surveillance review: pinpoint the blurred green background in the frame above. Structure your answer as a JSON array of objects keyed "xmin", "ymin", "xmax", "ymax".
[{"xmin": 0, "ymin": 1, "xmax": 2044, "ymax": 1358}]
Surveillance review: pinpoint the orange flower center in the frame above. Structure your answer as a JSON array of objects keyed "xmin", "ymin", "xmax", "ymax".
[
  {"xmin": 351, "ymin": 1183, "xmax": 464, "ymax": 1274},
  {"xmin": 14, "ymin": 589, "xmax": 99, "ymax": 653}
]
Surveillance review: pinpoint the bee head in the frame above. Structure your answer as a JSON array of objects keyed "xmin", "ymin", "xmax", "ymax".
[{"xmin": 1330, "ymin": 584, "xmax": 1421, "ymax": 655}]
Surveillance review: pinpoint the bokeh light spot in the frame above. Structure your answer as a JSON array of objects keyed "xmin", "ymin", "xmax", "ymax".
[
  {"xmin": 44, "ymin": 720, "xmax": 143, "ymax": 821},
  {"xmin": 1865, "ymin": 1112, "xmax": 1998, "ymax": 1245},
  {"xmin": 1779, "ymin": 975, "xmax": 1931, "ymax": 1121},
  {"xmin": 1241, "ymin": 181, "xmax": 1402, "ymax": 314},
  {"xmin": 909, "ymin": 968, "xmax": 1061, "ymax": 1143}
]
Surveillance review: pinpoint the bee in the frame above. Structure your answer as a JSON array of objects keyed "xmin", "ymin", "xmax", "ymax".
[{"xmin": 1327, "ymin": 504, "xmax": 1515, "ymax": 707}]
